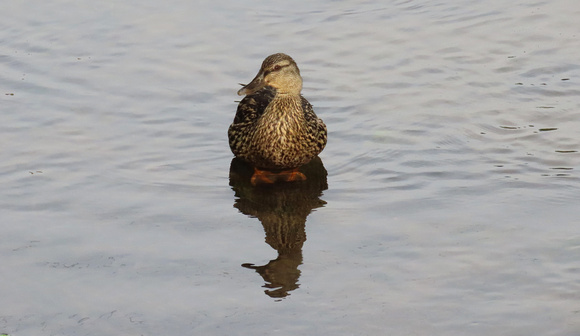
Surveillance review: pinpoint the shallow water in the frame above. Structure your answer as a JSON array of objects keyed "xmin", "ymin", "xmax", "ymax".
[{"xmin": 2, "ymin": 0, "xmax": 580, "ymax": 335}]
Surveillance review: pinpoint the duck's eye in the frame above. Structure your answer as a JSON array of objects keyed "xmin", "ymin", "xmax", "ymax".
[{"xmin": 272, "ymin": 64, "xmax": 282, "ymax": 71}]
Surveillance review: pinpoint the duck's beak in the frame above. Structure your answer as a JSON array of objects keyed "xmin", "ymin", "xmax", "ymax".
[{"xmin": 237, "ymin": 71, "xmax": 266, "ymax": 96}]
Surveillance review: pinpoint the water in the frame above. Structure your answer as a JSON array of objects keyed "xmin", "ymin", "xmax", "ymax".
[{"xmin": 2, "ymin": 0, "xmax": 579, "ymax": 335}]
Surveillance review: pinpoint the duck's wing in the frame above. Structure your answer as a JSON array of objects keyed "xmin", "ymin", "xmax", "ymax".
[
  {"xmin": 232, "ymin": 86, "xmax": 277, "ymax": 124},
  {"xmin": 301, "ymin": 96, "xmax": 328, "ymax": 152}
]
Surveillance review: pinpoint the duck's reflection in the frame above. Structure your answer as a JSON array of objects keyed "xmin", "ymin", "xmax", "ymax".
[{"xmin": 229, "ymin": 157, "xmax": 328, "ymax": 299}]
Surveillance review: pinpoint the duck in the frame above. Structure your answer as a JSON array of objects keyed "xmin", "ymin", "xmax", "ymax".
[{"xmin": 228, "ymin": 53, "xmax": 327, "ymax": 184}]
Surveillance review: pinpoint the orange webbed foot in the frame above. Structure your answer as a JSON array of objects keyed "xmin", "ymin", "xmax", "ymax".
[{"xmin": 250, "ymin": 167, "xmax": 306, "ymax": 185}]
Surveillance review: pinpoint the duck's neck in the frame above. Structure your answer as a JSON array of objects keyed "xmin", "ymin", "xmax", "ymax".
[{"xmin": 269, "ymin": 92, "xmax": 304, "ymax": 118}]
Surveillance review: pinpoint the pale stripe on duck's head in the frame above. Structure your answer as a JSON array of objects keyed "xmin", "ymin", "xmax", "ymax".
[{"xmin": 237, "ymin": 53, "xmax": 303, "ymax": 96}]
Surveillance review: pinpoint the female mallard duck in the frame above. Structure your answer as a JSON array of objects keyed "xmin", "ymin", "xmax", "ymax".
[{"xmin": 228, "ymin": 53, "xmax": 327, "ymax": 183}]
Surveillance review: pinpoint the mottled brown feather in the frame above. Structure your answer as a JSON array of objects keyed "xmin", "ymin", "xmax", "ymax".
[{"xmin": 228, "ymin": 86, "xmax": 327, "ymax": 170}]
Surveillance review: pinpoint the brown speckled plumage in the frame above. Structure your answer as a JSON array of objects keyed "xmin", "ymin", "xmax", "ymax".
[{"xmin": 228, "ymin": 53, "xmax": 327, "ymax": 170}]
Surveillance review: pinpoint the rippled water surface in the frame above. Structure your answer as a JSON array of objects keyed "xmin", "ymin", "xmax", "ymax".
[{"xmin": 2, "ymin": 1, "xmax": 580, "ymax": 335}]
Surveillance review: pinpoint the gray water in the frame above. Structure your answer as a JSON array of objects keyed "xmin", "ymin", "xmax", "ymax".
[{"xmin": 2, "ymin": 1, "xmax": 580, "ymax": 335}]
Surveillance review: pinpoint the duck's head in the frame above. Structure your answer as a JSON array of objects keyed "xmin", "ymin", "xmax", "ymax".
[{"xmin": 237, "ymin": 53, "xmax": 303, "ymax": 96}]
